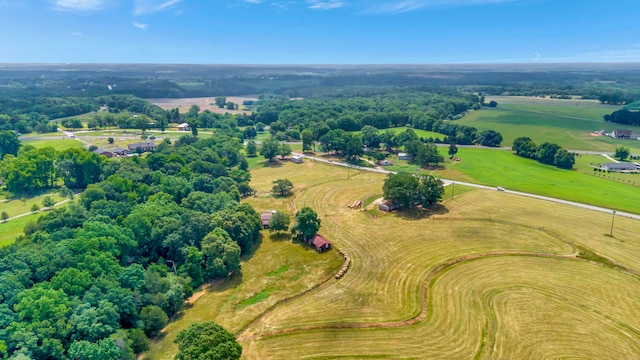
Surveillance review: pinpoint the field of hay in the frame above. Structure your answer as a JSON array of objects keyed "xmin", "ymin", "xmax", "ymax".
[{"xmin": 147, "ymin": 161, "xmax": 640, "ymax": 359}]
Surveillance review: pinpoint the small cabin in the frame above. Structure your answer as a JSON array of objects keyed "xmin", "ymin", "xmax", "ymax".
[
  {"xmin": 177, "ymin": 123, "xmax": 191, "ymax": 131},
  {"xmin": 261, "ymin": 212, "xmax": 273, "ymax": 229},
  {"xmin": 398, "ymin": 152, "xmax": 413, "ymax": 161},
  {"xmin": 308, "ymin": 234, "xmax": 332, "ymax": 252}
]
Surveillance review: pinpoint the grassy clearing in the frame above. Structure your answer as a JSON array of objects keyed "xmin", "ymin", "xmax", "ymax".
[
  {"xmin": 457, "ymin": 103, "xmax": 640, "ymax": 153},
  {"xmin": 21, "ymin": 139, "xmax": 84, "ymax": 151},
  {"xmin": 0, "ymin": 214, "xmax": 39, "ymax": 247},
  {"xmin": 238, "ymin": 169, "xmax": 640, "ymax": 359},
  {"xmin": 0, "ymin": 193, "xmax": 65, "ymax": 218},
  {"xmin": 435, "ymin": 147, "xmax": 640, "ymax": 214},
  {"xmin": 144, "ymin": 159, "xmax": 640, "ymax": 359}
]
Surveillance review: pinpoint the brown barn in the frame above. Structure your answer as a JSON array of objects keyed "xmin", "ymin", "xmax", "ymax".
[
  {"xmin": 308, "ymin": 234, "xmax": 332, "ymax": 252},
  {"xmin": 261, "ymin": 213, "xmax": 273, "ymax": 229}
]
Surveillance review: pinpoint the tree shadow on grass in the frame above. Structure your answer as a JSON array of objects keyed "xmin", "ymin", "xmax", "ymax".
[
  {"xmin": 261, "ymin": 161, "xmax": 283, "ymax": 168},
  {"xmin": 269, "ymin": 232, "xmax": 292, "ymax": 241},
  {"xmin": 241, "ymin": 234, "xmax": 263, "ymax": 261},
  {"xmin": 392, "ymin": 204, "xmax": 449, "ymax": 221}
]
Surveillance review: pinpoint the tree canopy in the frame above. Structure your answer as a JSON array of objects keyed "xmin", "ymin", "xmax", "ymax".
[
  {"xmin": 174, "ymin": 321, "xmax": 241, "ymax": 360},
  {"xmin": 382, "ymin": 172, "xmax": 444, "ymax": 209},
  {"xmin": 292, "ymin": 207, "xmax": 321, "ymax": 241}
]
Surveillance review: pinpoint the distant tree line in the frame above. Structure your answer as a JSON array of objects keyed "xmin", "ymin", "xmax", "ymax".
[
  {"xmin": 0, "ymin": 132, "xmax": 259, "ymax": 359},
  {"xmin": 512, "ymin": 137, "xmax": 575, "ymax": 169}
]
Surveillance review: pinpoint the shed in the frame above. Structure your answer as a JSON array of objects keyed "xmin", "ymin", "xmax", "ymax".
[
  {"xmin": 309, "ymin": 234, "xmax": 332, "ymax": 252},
  {"xmin": 261, "ymin": 213, "xmax": 273, "ymax": 229},
  {"xmin": 398, "ymin": 152, "xmax": 413, "ymax": 161},
  {"xmin": 177, "ymin": 123, "xmax": 191, "ymax": 131},
  {"xmin": 380, "ymin": 160, "xmax": 393, "ymax": 166}
]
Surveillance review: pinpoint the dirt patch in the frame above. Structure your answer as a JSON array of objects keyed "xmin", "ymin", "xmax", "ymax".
[{"xmin": 148, "ymin": 96, "xmax": 259, "ymax": 115}]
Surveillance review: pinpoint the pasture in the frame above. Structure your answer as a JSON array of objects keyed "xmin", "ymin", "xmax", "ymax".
[
  {"xmin": 148, "ymin": 96, "xmax": 257, "ymax": 115},
  {"xmin": 146, "ymin": 160, "xmax": 640, "ymax": 359},
  {"xmin": 21, "ymin": 138, "xmax": 84, "ymax": 151},
  {"xmin": 435, "ymin": 147, "xmax": 640, "ymax": 214},
  {"xmin": 457, "ymin": 100, "xmax": 640, "ymax": 153}
]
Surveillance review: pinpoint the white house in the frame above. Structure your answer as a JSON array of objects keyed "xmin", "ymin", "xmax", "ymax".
[{"xmin": 177, "ymin": 123, "xmax": 190, "ymax": 131}]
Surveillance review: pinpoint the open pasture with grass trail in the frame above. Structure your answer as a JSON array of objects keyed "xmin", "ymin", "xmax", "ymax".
[
  {"xmin": 458, "ymin": 98, "xmax": 640, "ymax": 153},
  {"xmin": 145, "ymin": 160, "xmax": 640, "ymax": 359}
]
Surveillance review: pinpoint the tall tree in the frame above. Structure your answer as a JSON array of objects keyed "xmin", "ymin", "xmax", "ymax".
[
  {"xmin": 301, "ymin": 129, "xmax": 314, "ymax": 151},
  {"xmin": 615, "ymin": 146, "xmax": 630, "ymax": 161},
  {"xmin": 477, "ymin": 130, "xmax": 503, "ymax": 147},
  {"xmin": 260, "ymin": 137, "xmax": 280, "ymax": 161},
  {"xmin": 382, "ymin": 172, "xmax": 443, "ymax": 209},
  {"xmin": 269, "ymin": 211, "xmax": 290, "ymax": 234},
  {"xmin": 0, "ymin": 130, "xmax": 21, "ymax": 159},
  {"xmin": 279, "ymin": 143, "xmax": 292, "ymax": 160},
  {"xmin": 448, "ymin": 143, "xmax": 458, "ymax": 159},
  {"xmin": 174, "ymin": 322, "xmax": 241, "ymax": 360},
  {"xmin": 246, "ymin": 140, "xmax": 258, "ymax": 157},
  {"xmin": 215, "ymin": 97, "xmax": 227, "ymax": 108},
  {"xmin": 292, "ymin": 207, "xmax": 321, "ymax": 241},
  {"xmin": 554, "ymin": 149, "xmax": 575, "ymax": 169},
  {"xmin": 512, "ymin": 137, "xmax": 538, "ymax": 159},
  {"xmin": 272, "ymin": 178, "xmax": 293, "ymax": 197}
]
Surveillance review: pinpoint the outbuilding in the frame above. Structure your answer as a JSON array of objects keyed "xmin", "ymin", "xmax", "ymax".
[
  {"xmin": 378, "ymin": 201, "xmax": 397, "ymax": 212},
  {"xmin": 398, "ymin": 152, "xmax": 413, "ymax": 161},
  {"xmin": 261, "ymin": 213, "xmax": 273, "ymax": 229},
  {"xmin": 601, "ymin": 162, "xmax": 639, "ymax": 172},
  {"xmin": 292, "ymin": 154, "xmax": 303, "ymax": 164},
  {"xmin": 308, "ymin": 234, "xmax": 332, "ymax": 252},
  {"xmin": 177, "ymin": 123, "xmax": 191, "ymax": 131}
]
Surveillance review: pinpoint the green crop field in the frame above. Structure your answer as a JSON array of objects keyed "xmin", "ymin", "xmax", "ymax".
[
  {"xmin": 457, "ymin": 102, "xmax": 640, "ymax": 153},
  {"xmin": 146, "ymin": 161, "xmax": 640, "ymax": 359},
  {"xmin": 21, "ymin": 139, "xmax": 84, "ymax": 151},
  {"xmin": 435, "ymin": 147, "xmax": 640, "ymax": 214}
]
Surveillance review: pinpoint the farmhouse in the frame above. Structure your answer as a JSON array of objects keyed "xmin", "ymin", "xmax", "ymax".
[
  {"xmin": 93, "ymin": 148, "xmax": 114, "ymax": 158},
  {"xmin": 379, "ymin": 201, "xmax": 397, "ymax": 211},
  {"xmin": 398, "ymin": 152, "xmax": 413, "ymax": 161},
  {"xmin": 612, "ymin": 129, "xmax": 638, "ymax": 140},
  {"xmin": 260, "ymin": 212, "xmax": 273, "ymax": 229},
  {"xmin": 177, "ymin": 123, "xmax": 190, "ymax": 131},
  {"xmin": 292, "ymin": 154, "xmax": 303, "ymax": 164},
  {"xmin": 601, "ymin": 162, "xmax": 639, "ymax": 172},
  {"xmin": 128, "ymin": 141, "xmax": 156, "ymax": 153},
  {"xmin": 112, "ymin": 147, "xmax": 129, "ymax": 156},
  {"xmin": 307, "ymin": 234, "xmax": 332, "ymax": 252}
]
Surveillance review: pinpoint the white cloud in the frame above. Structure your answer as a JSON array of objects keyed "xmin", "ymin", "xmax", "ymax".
[
  {"xmin": 53, "ymin": 0, "xmax": 106, "ymax": 12},
  {"xmin": 132, "ymin": 21, "xmax": 148, "ymax": 30},
  {"xmin": 134, "ymin": 0, "xmax": 181, "ymax": 15},
  {"xmin": 370, "ymin": 0, "xmax": 514, "ymax": 14},
  {"xmin": 307, "ymin": 0, "xmax": 345, "ymax": 10}
]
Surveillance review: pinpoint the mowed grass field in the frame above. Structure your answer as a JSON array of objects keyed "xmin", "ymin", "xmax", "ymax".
[
  {"xmin": 145, "ymin": 161, "xmax": 640, "ymax": 359},
  {"xmin": 457, "ymin": 99, "xmax": 640, "ymax": 153},
  {"xmin": 434, "ymin": 147, "xmax": 640, "ymax": 214},
  {"xmin": 0, "ymin": 193, "xmax": 68, "ymax": 247},
  {"xmin": 21, "ymin": 138, "xmax": 84, "ymax": 151}
]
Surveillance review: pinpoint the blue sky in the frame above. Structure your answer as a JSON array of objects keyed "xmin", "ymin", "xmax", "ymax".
[{"xmin": 0, "ymin": 0, "xmax": 639, "ymax": 63}]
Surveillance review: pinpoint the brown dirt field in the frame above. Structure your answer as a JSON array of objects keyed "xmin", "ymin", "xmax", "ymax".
[
  {"xmin": 148, "ymin": 96, "xmax": 258, "ymax": 115},
  {"xmin": 486, "ymin": 95, "xmax": 606, "ymax": 107}
]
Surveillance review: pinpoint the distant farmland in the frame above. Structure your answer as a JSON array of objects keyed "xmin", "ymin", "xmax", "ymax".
[{"xmin": 148, "ymin": 96, "xmax": 258, "ymax": 115}]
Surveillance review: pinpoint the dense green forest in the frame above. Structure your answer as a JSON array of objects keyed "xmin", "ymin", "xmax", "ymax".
[{"xmin": 0, "ymin": 133, "xmax": 260, "ymax": 359}]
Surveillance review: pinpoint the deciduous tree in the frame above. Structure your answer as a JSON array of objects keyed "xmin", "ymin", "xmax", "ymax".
[
  {"xmin": 272, "ymin": 178, "xmax": 293, "ymax": 197},
  {"xmin": 615, "ymin": 146, "xmax": 630, "ymax": 161},
  {"xmin": 174, "ymin": 321, "xmax": 241, "ymax": 360},
  {"xmin": 292, "ymin": 207, "xmax": 321, "ymax": 241},
  {"xmin": 269, "ymin": 211, "xmax": 290, "ymax": 233}
]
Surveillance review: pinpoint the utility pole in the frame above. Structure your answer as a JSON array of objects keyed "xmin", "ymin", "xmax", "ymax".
[{"xmin": 610, "ymin": 210, "xmax": 616, "ymax": 237}]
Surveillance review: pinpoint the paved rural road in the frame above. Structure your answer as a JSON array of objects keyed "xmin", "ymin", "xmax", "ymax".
[{"xmin": 296, "ymin": 153, "xmax": 640, "ymax": 221}]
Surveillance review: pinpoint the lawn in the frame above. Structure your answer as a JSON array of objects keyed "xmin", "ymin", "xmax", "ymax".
[
  {"xmin": 21, "ymin": 139, "xmax": 84, "ymax": 151},
  {"xmin": 435, "ymin": 147, "xmax": 640, "ymax": 214},
  {"xmin": 456, "ymin": 103, "xmax": 640, "ymax": 153},
  {"xmin": 0, "ymin": 214, "xmax": 40, "ymax": 247},
  {"xmin": 0, "ymin": 193, "xmax": 65, "ymax": 219}
]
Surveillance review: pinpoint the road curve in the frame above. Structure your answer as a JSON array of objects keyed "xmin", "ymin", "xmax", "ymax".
[{"xmin": 295, "ymin": 153, "xmax": 640, "ymax": 220}]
